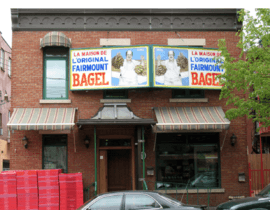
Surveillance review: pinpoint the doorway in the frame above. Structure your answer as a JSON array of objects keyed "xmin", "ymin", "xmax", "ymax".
[
  {"xmin": 108, "ymin": 150, "xmax": 131, "ymax": 192},
  {"xmin": 98, "ymin": 136, "xmax": 135, "ymax": 194}
]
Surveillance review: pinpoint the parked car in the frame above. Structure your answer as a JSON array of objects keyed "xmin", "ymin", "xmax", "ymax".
[
  {"xmin": 217, "ymin": 184, "xmax": 270, "ymax": 210},
  {"xmin": 77, "ymin": 191, "xmax": 206, "ymax": 210}
]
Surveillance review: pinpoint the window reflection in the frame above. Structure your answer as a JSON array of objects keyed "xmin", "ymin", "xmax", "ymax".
[
  {"xmin": 45, "ymin": 60, "xmax": 67, "ymax": 99},
  {"xmin": 125, "ymin": 194, "xmax": 159, "ymax": 210},
  {"xmin": 156, "ymin": 133, "xmax": 219, "ymax": 189},
  {"xmin": 90, "ymin": 195, "xmax": 123, "ymax": 210}
]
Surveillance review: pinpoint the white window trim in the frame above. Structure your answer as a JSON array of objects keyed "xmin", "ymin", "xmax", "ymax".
[
  {"xmin": 0, "ymin": 49, "xmax": 4, "ymax": 70},
  {"xmin": 8, "ymin": 58, "xmax": 11, "ymax": 77},
  {"xmin": 39, "ymin": 99, "xmax": 71, "ymax": 104}
]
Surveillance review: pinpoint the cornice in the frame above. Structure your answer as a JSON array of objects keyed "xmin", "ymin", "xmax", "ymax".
[{"xmin": 11, "ymin": 8, "xmax": 243, "ymax": 31}]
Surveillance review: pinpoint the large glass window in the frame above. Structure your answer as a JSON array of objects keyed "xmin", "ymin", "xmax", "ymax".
[
  {"xmin": 156, "ymin": 133, "xmax": 220, "ymax": 189},
  {"xmin": 43, "ymin": 48, "xmax": 68, "ymax": 99},
  {"xmin": 43, "ymin": 135, "xmax": 67, "ymax": 173}
]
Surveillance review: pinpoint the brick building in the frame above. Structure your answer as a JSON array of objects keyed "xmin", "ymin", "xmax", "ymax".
[
  {"xmin": 9, "ymin": 9, "xmax": 248, "ymax": 206},
  {"xmin": 0, "ymin": 31, "xmax": 11, "ymax": 172}
]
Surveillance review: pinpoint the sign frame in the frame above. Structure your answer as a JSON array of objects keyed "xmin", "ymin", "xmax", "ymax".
[{"xmin": 69, "ymin": 45, "xmax": 151, "ymax": 91}]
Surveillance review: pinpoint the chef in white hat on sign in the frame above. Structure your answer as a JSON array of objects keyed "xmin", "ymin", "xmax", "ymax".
[
  {"xmin": 119, "ymin": 50, "xmax": 140, "ymax": 86},
  {"xmin": 161, "ymin": 50, "xmax": 182, "ymax": 86}
]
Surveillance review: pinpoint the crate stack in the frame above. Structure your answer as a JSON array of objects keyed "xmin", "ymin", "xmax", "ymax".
[
  {"xmin": 0, "ymin": 172, "xmax": 17, "ymax": 210},
  {"xmin": 38, "ymin": 169, "xmax": 62, "ymax": 210},
  {"xmin": 16, "ymin": 170, "xmax": 39, "ymax": 210},
  {"xmin": 59, "ymin": 173, "xmax": 84, "ymax": 210}
]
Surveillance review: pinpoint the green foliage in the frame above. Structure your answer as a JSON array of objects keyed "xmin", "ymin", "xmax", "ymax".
[{"xmin": 218, "ymin": 9, "xmax": 270, "ymax": 129}]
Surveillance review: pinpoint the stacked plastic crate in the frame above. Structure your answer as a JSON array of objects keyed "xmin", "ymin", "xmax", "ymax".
[
  {"xmin": 59, "ymin": 173, "xmax": 84, "ymax": 210},
  {"xmin": 0, "ymin": 172, "xmax": 17, "ymax": 210},
  {"xmin": 16, "ymin": 170, "xmax": 39, "ymax": 210},
  {"xmin": 38, "ymin": 169, "xmax": 62, "ymax": 210}
]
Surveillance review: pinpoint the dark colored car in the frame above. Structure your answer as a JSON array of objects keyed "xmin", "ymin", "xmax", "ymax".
[
  {"xmin": 77, "ymin": 191, "xmax": 206, "ymax": 210},
  {"xmin": 217, "ymin": 184, "xmax": 270, "ymax": 210}
]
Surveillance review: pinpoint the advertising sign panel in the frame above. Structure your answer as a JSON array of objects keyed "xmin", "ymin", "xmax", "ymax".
[
  {"xmin": 153, "ymin": 46, "xmax": 224, "ymax": 89},
  {"xmin": 70, "ymin": 46, "xmax": 150, "ymax": 90}
]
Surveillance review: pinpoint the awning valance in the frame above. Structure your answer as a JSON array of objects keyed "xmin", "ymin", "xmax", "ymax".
[
  {"xmin": 153, "ymin": 106, "xmax": 230, "ymax": 132},
  {"xmin": 40, "ymin": 31, "xmax": 71, "ymax": 48},
  {"xmin": 7, "ymin": 108, "xmax": 76, "ymax": 131}
]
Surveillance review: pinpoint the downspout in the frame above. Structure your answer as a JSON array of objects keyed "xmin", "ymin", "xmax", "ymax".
[{"xmin": 94, "ymin": 126, "xmax": 97, "ymax": 195}]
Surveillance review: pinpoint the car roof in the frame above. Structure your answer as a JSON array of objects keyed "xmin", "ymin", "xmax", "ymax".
[{"xmin": 97, "ymin": 190, "xmax": 160, "ymax": 197}]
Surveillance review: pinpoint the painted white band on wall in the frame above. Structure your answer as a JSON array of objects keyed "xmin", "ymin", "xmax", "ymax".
[
  {"xmin": 100, "ymin": 38, "xmax": 131, "ymax": 46},
  {"xmin": 168, "ymin": 39, "xmax": 206, "ymax": 46}
]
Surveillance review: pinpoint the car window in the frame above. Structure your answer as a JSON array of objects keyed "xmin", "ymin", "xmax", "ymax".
[
  {"xmin": 125, "ymin": 194, "xmax": 161, "ymax": 210},
  {"xmin": 89, "ymin": 195, "xmax": 123, "ymax": 210}
]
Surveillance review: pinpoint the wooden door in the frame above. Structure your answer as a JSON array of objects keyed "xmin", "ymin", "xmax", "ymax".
[
  {"xmin": 108, "ymin": 150, "xmax": 131, "ymax": 192},
  {"xmin": 99, "ymin": 150, "xmax": 108, "ymax": 194}
]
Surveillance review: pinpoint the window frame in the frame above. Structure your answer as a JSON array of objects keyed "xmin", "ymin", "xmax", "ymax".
[
  {"xmin": 103, "ymin": 89, "xmax": 128, "ymax": 99},
  {"xmin": 155, "ymin": 133, "xmax": 221, "ymax": 189},
  {"xmin": 8, "ymin": 58, "xmax": 11, "ymax": 77},
  {"xmin": 0, "ymin": 49, "xmax": 4, "ymax": 70},
  {"xmin": 42, "ymin": 134, "xmax": 68, "ymax": 173},
  {"xmin": 43, "ymin": 47, "xmax": 69, "ymax": 100},
  {"xmin": 172, "ymin": 89, "xmax": 205, "ymax": 98}
]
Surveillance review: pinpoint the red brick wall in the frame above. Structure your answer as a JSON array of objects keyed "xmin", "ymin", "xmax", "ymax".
[{"xmin": 10, "ymin": 31, "xmax": 248, "ymax": 207}]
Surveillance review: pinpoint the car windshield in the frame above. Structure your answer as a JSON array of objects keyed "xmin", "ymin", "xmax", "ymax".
[
  {"xmin": 158, "ymin": 193, "xmax": 183, "ymax": 206},
  {"xmin": 258, "ymin": 185, "xmax": 270, "ymax": 196}
]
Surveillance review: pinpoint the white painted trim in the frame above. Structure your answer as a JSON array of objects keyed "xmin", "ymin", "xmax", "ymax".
[
  {"xmin": 39, "ymin": 99, "xmax": 71, "ymax": 104},
  {"xmin": 100, "ymin": 38, "xmax": 131, "ymax": 46},
  {"xmin": 168, "ymin": 39, "xmax": 206, "ymax": 46},
  {"xmin": 170, "ymin": 98, "xmax": 208, "ymax": 103}
]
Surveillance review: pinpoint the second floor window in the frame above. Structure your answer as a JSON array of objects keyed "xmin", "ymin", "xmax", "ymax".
[
  {"xmin": 8, "ymin": 58, "xmax": 11, "ymax": 77},
  {"xmin": 103, "ymin": 89, "xmax": 128, "ymax": 99},
  {"xmin": 43, "ymin": 48, "xmax": 68, "ymax": 99},
  {"xmin": 0, "ymin": 49, "xmax": 4, "ymax": 70},
  {"xmin": 172, "ymin": 89, "xmax": 205, "ymax": 98}
]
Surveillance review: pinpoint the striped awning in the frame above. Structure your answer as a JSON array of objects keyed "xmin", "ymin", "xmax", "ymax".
[
  {"xmin": 154, "ymin": 107, "xmax": 230, "ymax": 132},
  {"xmin": 40, "ymin": 31, "xmax": 71, "ymax": 48},
  {"xmin": 7, "ymin": 108, "xmax": 76, "ymax": 131}
]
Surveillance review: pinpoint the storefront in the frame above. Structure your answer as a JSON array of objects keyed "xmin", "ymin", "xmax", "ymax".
[{"xmin": 9, "ymin": 8, "xmax": 248, "ymax": 207}]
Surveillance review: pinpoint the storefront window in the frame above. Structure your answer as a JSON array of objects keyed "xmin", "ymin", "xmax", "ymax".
[
  {"xmin": 156, "ymin": 133, "xmax": 220, "ymax": 189},
  {"xmin": 43, "ymin": 135, "xmax": 67, "ymax": 173}
]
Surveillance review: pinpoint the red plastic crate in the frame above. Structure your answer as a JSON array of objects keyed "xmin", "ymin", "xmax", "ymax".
[
  {"xmin": 38, "ymin": 169, "xmax": 62, "ymax": 176},
  {"xmin": 17, "ymin": 186, "xmax": 38, "ymax": 194},
  {"xmin": 39, "ymin": 186, "xmax": 59, "ymax": 195},
  {"xmin": 0, "ymin": 194, "xmax": 17, "ymax": 210}
]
